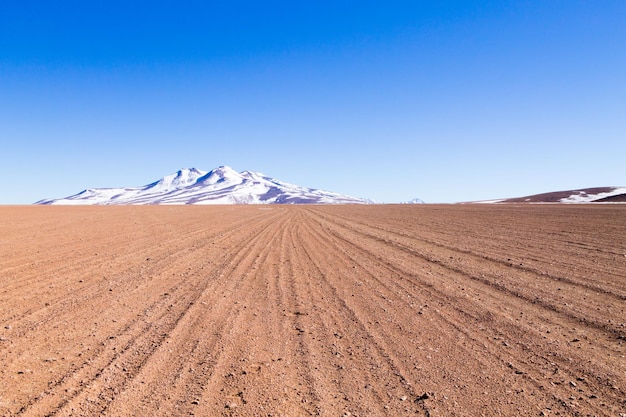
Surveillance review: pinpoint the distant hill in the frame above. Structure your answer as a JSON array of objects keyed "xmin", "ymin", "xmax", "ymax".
[
  {"xmin": 401, "ymin": 198, "xmax": 425, "ymax": 204},
  {"xmin": 471, "ymin": 187, "xmax": 626, "ymax": 204}
]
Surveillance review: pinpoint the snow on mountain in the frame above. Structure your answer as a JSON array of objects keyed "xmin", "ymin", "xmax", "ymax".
[
  {"xmin": 401, "ymin": 198, "xmax": 425, "ymax": 204},
  {"xmin": 471, "ymin": 186, "xmax": 626, "ymax": 204},
  {"xmin": 558, "ymin": 187, "xmax": 626, "ymax": 203},
  {"xmin": 147, "ymin": 167, "xmax": 207, "ymax": 191},
  {"xmin": 35, "ymin": 166, "xmax": 373, "ymax": 205}
]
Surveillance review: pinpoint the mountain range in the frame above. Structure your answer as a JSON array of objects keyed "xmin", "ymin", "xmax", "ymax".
[
  {"xmin": 36, "ymin": 166, "xmax": 377, "ymax": 205},
  {"xmin": 34, "ymin": 166, "xmax": 624, "ymax": 205}
]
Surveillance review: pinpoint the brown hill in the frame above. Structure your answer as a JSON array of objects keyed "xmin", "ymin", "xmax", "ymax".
[{"xmin": 495, "ymin": 187, "xmax": 624, "ymax": 203}]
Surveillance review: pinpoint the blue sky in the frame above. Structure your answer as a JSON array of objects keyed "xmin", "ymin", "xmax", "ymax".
[{"xmin": 1, "ymin": 1, "xmax": 624, "ymax": 203}]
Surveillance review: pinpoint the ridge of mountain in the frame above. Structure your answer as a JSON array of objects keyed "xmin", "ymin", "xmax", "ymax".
[{"xmin": 469, "ymin": 186, "xmax": 626, "ymax": 204}]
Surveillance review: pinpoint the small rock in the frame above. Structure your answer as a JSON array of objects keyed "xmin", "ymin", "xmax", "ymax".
[
  {"xmin": 400, "ymin": 396, "xmax": 407, "ymax": 401},
  {"xmin": 415, "ymin": 393, "xmax": 430, "ymax": 402},
  {"xmin": 569, "ymin": 381, "xmax": 577, "ymax": 387},
  {"xmin": 191, "ymin": 400, "xmax": 199, "ymax": 405}
]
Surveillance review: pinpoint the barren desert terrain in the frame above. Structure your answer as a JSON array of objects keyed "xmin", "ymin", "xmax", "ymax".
[{"xmin": 0, "ymin": 204, "xmax": 625, "ymax": 416}]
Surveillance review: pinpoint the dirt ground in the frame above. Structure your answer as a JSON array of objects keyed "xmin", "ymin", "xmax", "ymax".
[{"xmin": 0, "ymin": 204, "xmax": 624, "ymax": 416}]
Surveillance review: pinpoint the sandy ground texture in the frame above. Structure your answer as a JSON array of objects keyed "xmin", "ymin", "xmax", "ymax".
[{"xmin": 0, "ymin": 205, "xmax": 625, "ymax": 417}]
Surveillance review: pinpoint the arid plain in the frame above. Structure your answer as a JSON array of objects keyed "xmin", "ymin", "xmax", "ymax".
[{"xmin": 0, "ymin": 205, "xmax": 624, "ymax": 416}]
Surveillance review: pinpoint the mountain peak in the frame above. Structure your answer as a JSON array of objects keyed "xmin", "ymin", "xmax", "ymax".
[
  {"xmin": 402, "ymin": 198, "xmax": 425, "ymax": 204},
  {"xmin": 148, "ymin": 167, "xmax": 207, "ymax": 192},
  {"xmin": 210, "ymin": 165, "xmax": 239, "ymax": 176},
  {"xmin": 180, "ymin": 167, "xmax": 204, "ymax": 175},
  {"xmin": 200, "ymin": 166, "xmax": 244, "ymax": 185}
]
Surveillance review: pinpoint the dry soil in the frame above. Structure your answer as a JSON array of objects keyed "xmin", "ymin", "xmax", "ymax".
[{"xmin": 0, "ymin": 205, "xmax": 625, "ymax": 416}]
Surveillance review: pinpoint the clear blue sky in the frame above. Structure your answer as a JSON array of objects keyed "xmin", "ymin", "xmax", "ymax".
[{"xmin": 1, "ymin": 1, "xmax": 624, "ymax": 203}]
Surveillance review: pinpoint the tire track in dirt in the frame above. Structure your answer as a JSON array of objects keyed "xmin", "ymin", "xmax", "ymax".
[
  {"xmin": 45, "ymin": 210, "xmax": 284, "ymax": 417},
  {"xmin": 303, "ymin": 206, "xmax": 626, "ymax": 415},
  {"xmin": 138, "ymin": 209, "xmax": 293, "ymax": 417},
  {"xmin": 299, "ymin": 211, "xmax": 543, "ymax": 415},
  {"xmin": 336, "ymin": 214, "xmax": 625, "ymax": 343},
  {"xmin": 307, "ymin": 206, "xmax": 626, "ymax": 345},
  {"xmin": 187, "ymin": 210, "xmax": 326, "ymax": 416},
  {"xmin": 1, "ymin": 207, "xmax": 284, "ymax": 416},
  {"xmin": 293, "ymin": 219, "xmax": 431, "ymax": 416},
  {"xmin": 313, "ymin": 206, "xmax": 626, "ymax": 301},
  {"xmin": 1, "ymin": 205, "xmax": 625, "ymax": 416},
  {"xmin": 323, "ymin": 205, "xmax": 626, "ymax": 296},
  {"xmin": 0, "ymin": 208, "xmax": 272, "ymax": 310},
  {"xmin": 0, "ymin": 206, "xmax": 277, "ymax": 335}
]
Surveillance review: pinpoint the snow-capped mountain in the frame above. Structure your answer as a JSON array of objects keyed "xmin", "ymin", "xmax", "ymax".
[
  {"xmin": 401, "ymin": 198, "xmax": 425, "ymax": 204},
  {"xmin": 35, "ymin": 166, "xmax": 373, "ymax": 205},
  {"xmin": 472, "ymin": 186, "xmax": 626, "ymax": 204},
  {"xmin": 557, "ymin": 187, "xmax": 626, "ymax": 203}
]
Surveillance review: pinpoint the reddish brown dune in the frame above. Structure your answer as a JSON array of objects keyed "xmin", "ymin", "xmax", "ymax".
[{"xmin": 1, "ymin": 205, "xmax": 625, "ymax": 416}]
